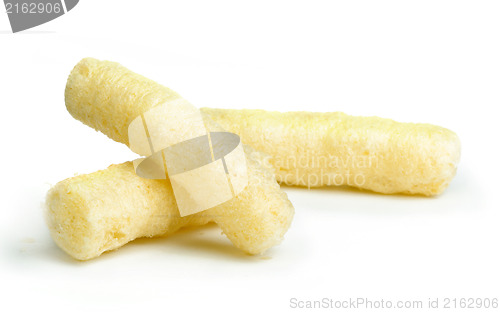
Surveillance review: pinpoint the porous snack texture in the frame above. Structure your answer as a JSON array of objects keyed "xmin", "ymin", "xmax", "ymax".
[{"xmin": 202, "ymin": 109, "xmax": 460, "ymax": 196}]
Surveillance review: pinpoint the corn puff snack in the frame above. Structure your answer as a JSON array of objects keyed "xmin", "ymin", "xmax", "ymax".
[{"xmin": 203, "ymin": 109, "xmax": 460, "ymax": 196}]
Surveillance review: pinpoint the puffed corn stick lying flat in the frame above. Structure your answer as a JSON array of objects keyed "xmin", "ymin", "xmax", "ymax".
[
  {"xmin": 46, "ymin": 150, "xmax": 288, "ymax": 260},
  {"xmin": 202, "ymin": 109, "xmax": 461, "ymax": 196},
  {"xmin": 46, "ymin": 58, "xmax": 294, "ymax": 260}
]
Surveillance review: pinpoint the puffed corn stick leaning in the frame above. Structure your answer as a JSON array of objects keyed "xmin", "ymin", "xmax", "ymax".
[
  {"xmin": 202, "ymin": 109, "xmax": 461, "ymax": 196},
  {"xmin": 66, "ymin": 57, "xmax": 459, "ymax": 196},
  {"xmin": 46, "ymin": 58, "xmax": 294, "ymax": 260}
]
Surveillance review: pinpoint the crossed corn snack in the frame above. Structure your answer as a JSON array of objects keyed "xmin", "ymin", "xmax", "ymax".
[{"xmin": 46, "ymin": 58, "xmax": 294, "ymax": 260}]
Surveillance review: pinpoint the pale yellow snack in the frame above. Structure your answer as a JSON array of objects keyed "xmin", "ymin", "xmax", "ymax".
[
  {"xmin": 48, "ymin": 58, "xmax": 294, "ymax": 260},
  {"xmin": 46, "ymin": 149, "xmax": 288, "ymax": 260},
  {"xmin": 202, "ymin": 109, "xmax": 461, "ymax": 196}
]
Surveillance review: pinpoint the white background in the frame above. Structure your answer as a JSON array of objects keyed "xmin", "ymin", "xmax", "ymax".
[{"xmin": 1, "ymin": 1, "xmax": 499, "ymax": 311}]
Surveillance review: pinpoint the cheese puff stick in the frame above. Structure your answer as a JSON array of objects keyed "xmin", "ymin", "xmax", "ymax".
[
  {"xmin": 53, "ymin": 58, "xmax": 294, "ymax": 260},
  {"xmin": 46, "ymin": 149, "xmax": 287, "ymax": 260},
  {"xmin": 202, "ymin": 109, "xmax": 460, "ymax": 196}
]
